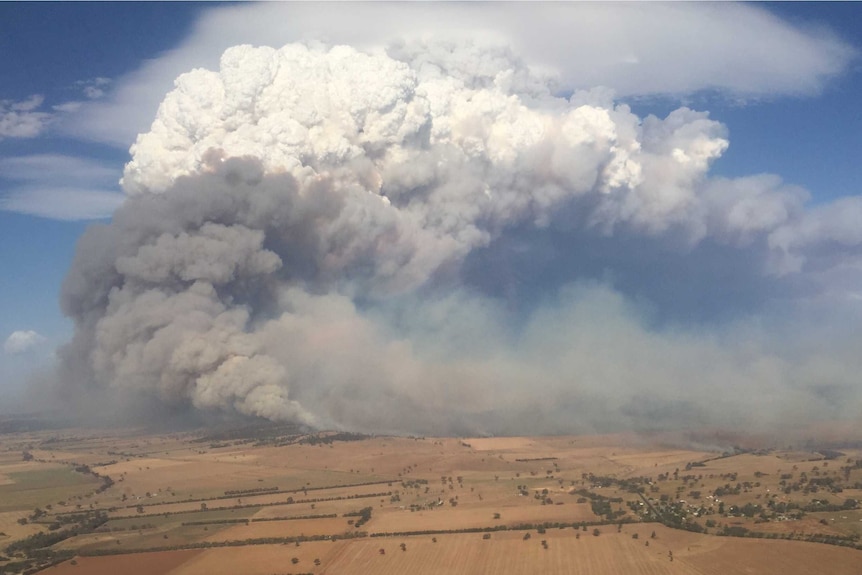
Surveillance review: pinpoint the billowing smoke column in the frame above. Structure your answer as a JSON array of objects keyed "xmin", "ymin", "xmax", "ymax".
[{"xmin": 60, "ymin": 42, "xmax": 857, "ymax": 434}]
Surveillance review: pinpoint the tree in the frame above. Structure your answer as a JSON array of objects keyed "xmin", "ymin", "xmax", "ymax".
[{"xmin": 593, "ymin": 528, "xmax": 601, "ymax": 537}]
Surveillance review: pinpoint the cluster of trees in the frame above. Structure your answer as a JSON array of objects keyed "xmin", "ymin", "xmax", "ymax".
[
  {"xmin": 298, "ymin": 432, "xmax": 368, "ymax": 445},
  {"xmin": 801, "ymin": 498, "xmax": 859, "ymax": 512},
  {"xmin": 370, "ymin": 518, "xmax": 636, "ymax": 540},
  {"xmin": 343, "ymin": 507, "xmax": 372, "ymax": 529},
  {"xmin": 0, "ymin": 549, "xmax": 74, "ymax": 575},
  {"xmin": 224, "ymin": 486, "xmax": 279, "ymax": 496},
  {"xmin": 5, "ymin": 511, "xmax": 108, "ymax": 559},
  {"xmin": 181, "ymin": 518, "xmax": 250, "ymax": 527},
  {"xmin": 776, "ymin": 464, "xmax": 861, "ymax": 495},
  {"xmin": 254, "ymin": 513, "xmax": 337, "ymax": 523},
  {"xmin": 192, "ymin": 422, "xmax": 303, "ymax": 444},
  {"xmin": 715, "ymin": 525, "xmax": 861, "ymax": 549}
]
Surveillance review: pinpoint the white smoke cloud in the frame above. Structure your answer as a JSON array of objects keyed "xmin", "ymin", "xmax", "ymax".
[
  {"xmin": 4, "ymin": 330, "xmax": 46, "ymax": 355},
  {"xmin": 123, "ymin": 43, "xmax": 737, "ymax": 242},
  {"xmin": 58, "ymin": 40, "xmax": 862, "ymax": 434}
]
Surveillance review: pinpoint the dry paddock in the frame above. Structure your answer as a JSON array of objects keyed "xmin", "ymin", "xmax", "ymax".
[{"xmin": 40, "ymin": 524, "xmax": 862, "ymax": 575}]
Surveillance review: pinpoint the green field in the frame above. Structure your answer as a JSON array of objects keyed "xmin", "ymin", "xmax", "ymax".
[
  {"xmin": 0, "ymin": 467, "xmax": 100, "ymax": 512},
  {"xmin": 105, "ymin": 506, "xmax": 260, "ymax": 530},
  {"xmin": 812, "ymin": 509, "xmax": 862, "ymax": 537},
  {"xmin": 57, "ymin": 523, "xmax": 228, "ymax": 553}
]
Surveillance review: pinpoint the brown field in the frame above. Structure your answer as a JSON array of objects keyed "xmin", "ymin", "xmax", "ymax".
[
  {"xmin": 0, "ymin": 511, "xmax": 45, "ymax": 541},
  {"xmin": 37, "ymin": 527, "xmax": 862, "ymax": 575},
  {"xmin": 322, "ymin": 526, "xmax": 862, "ymax": 575},
  {"xmin": 368, "ymin": 502, "xmax": 596, "ymax": 533},
  {"xmin": 39, "ymin": 549, "xmax": 203, "ymax": 575},
  {"xmin": 680, "ymin": 534, "xmax": 862, "ymax": 575},
  {"xmin": 169, "ymin": 541, "xmax": 340, "ymax": 575},
  {"xmin": 0, "ymin": 424, "xmax": 859, "ymax": 575}
]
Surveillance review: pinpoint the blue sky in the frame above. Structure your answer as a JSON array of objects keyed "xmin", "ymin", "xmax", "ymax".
[
  {"xmin": 1, "ymin": 3, "xmax": 861, "ymax": 429},
  {"xmin": 1, "ymin": 2, "xmax": 203, "ymax": 397}
]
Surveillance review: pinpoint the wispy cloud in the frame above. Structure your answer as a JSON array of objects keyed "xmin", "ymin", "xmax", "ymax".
[
  {"xmin": 0, "ymin": 77, "xmax": 114, "ymax": 141},
  {"xmin": 52, "ymin": 78, "xmax": 114, "ymax": 114},
  {"xmin": 0, "ymin": 187, "xmax": 124, "ymax": 220},
  {"xmin": 0, "ymin": 95, "xmax": 52, "ymax": 140},
  {"xmin": 4, "ymin": 330, "xmax": 46, "ymax": 354},
  {"xmin": 78, "ymin": 77, "xmax": 112, "ymax": 100},
  {"xmin": 0, "ymin": 154, "xmax": 124, "ymax": 220}
]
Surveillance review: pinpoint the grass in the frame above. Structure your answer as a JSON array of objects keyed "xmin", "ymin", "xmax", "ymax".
[
  {"xmin": 0, "ymin": 467, "xmax": 100, "ymax": 512},
  {"xmin": 811, "ymin": 509, "xmax": 862, "ymax": 537},
  {"xmin": 105, "ymin": 506, "xmax": 260, "ymax": 530}
]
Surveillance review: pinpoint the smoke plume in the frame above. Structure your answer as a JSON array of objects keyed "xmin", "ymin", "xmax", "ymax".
[{"xmin": 59, "ymin": 42, "xmax": 862, "ymax": 435}]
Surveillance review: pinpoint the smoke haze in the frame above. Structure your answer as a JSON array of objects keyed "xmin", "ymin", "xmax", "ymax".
[{"xmin": 58, "ymin": 42, "xmax": 862, "ymax": 435}]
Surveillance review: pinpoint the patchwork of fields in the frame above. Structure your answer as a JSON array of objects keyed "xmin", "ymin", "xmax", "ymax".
[{"xmin": 0, "ymin": 425, "xmax": 860, "ymax": 574}]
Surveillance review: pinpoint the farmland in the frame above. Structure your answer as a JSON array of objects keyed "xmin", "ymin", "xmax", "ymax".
[{"xmin": 0, "ymin": 422, "xmax": 860, "ymax": 574}]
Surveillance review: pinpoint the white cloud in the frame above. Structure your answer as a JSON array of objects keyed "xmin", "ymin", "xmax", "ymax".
[
  {"xmin": 61, "ymin": 3, "xmax": 856, "ymax": 147},
  {"xmin": 78, "ymin": 77, "xmax": 112, "ymax": 100},
  {"xmin": 0, "ymin": 155, "xmax": 124, "ymax": 220},
  {"xmin": 0, "ymin": 95, "xmax": 52, "ymax": 140},
  {"xmin": 4, "ymin": 330, "xmax": 46, "ymax": 354},
  {"xmin": 768, "ymin": 196, "xmax": 862, "ymax": 275},
  {"xmin": 50, "ymin": 78, "xmax": 113, "ymax": 117},
  {"xmin": 10, "ymin": 95, "xmax": 44, "ymax": 112},
  {"xmin": 52, "ymin": 102, "xmax": 83, "ymax": 113},
  {"xmin": 0, "ymin": 154, "xmax": 119, "ymax": 185},
  {"xmin": 0, "ymin": 187, "xmax": 124, "ymax": 220}
]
